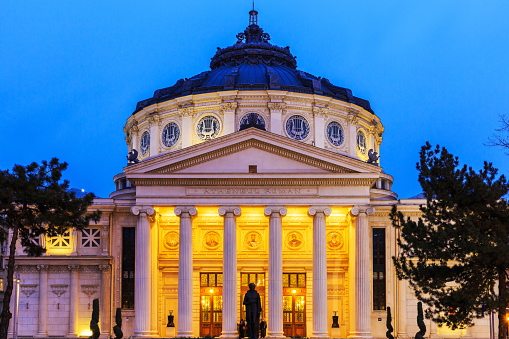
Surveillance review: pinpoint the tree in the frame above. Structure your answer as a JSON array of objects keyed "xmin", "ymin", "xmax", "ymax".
[
  {"xmin": 391, "ymin": 142, "xmax": 509, "ymax": 339},
  {"xmin": 0, "ymin": 158, "xmax": 101, "ymax": 339},
  {"xmin": 486, "ymin": 114, "xmax": 509, "ymax": 153}
]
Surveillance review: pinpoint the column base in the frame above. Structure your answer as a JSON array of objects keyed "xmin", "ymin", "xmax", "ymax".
[
  {"xmin": 397, "ymin": 334, "xmax": 410, "ymax": 339},
  {"xmin": 133, "ymin": 333, "xmax": 154, "ymax": 338},
  {"xmin": 220, "ymin": 332, "xmax": 240, "ymax": 339},
  {"xmin": 35, "ymin": 333, "xmax": 49, "ymax": 338},
  {"xmin": 348, "ymin": 333, "xmax": 373, "ymax": 339},
  {"xmin": 176, "ymin": 331, "xmax": 194, "ymax": 338},
  {"xmin": 266, "ymin": 334, "xmax": 286, "ymax": 339},
  {"xmin": 310, "ymin": 335, "xmax": 330, "ymax": 339},
  {"xmin": 66, "ymin": 334, "xmax": 78, "ymax": 338}
]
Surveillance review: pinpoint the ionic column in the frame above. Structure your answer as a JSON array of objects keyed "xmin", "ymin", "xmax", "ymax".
[
  {"xmin": 175, "ymin": 206, "xmax": 197, "ymax": 337},
  {"xmin": 67, "ymin": 265, "xmax": 80, "ymax": 337},
  {"xmin": 36, "ymin": 264, "xmax": 49, "ymax": 338},
  {"xmin": 308, "ymin": 206, "xmax": 331, "ymax": 338},
  {"xmin": 264, "ymin": 206, "xmax": 287, "ymax": 338},
  {"xmin": 349, "ymin": 206, "xmax": 374, "ymax": 339},
  {"xmin": 219, "ymin": 206, "xmax": 241, "ymax": 338},
  {"xmin": 100, "ymin": 265, "xmax": 111, "ymax": 338},
  {"xmin": 131, "ymin": 206, "xmax": 156, "ymax": 337}
]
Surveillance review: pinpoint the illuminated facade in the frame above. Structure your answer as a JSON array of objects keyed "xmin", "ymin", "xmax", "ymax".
[{"xmin": 6, "ymin": 9, "xmax": 494, "ymax": 339}]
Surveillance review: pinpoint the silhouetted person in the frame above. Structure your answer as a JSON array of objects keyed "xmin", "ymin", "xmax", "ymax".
[
  {"xmin": 243, "ymin": 283, "xmax": 262, "ymax": 339},
  {"xmin": 260, "ymin": 318, "xmax": 267, "ymax": 338},
  {"xmin": 239, "ymin": 319, "xmax": 246, "ymax": 338}
]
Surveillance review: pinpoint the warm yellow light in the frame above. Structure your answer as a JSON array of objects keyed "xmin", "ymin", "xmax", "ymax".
[
  {"xmin": 210, "ymin": 289, "xmax": 214, "ymax": 294},
  {"xmin": 80, "ymin": 329, "xmax": 93, "ymax": 337},
  {"xmin": 292, "ymin": 289, "xmax": 296, "ymax": 294}
]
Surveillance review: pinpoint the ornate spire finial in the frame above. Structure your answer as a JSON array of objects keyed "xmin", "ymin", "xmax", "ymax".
[{"xmin": 249, "ymin": 6, "xmax": 258, "ymax": 26}]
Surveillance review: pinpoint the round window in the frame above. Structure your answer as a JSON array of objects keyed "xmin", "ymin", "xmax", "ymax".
[
  {"xmin": 285, "ymin": 115, "xmax": 310, "ymax": 140},
  {"xmin": 240, "ymin": 113, "xmax": 266, "ymax": 131},
  {"xmin": 197, "ymin": 115, "xmax": 221, "ymax": 140},
  {"xmin": 356, "ymin": 130, "xmax": 367, "ymax": 155},
  {"xmin": 161, "ymin": 122, "xmax": 180, "ymax": 147},
  {"xmin": 326, "ymin": 121, "xmax": 344, "ymax": 146},
  {"xmin": 140, "ymin": 132, "xmax": 150, "ymax": 155}
]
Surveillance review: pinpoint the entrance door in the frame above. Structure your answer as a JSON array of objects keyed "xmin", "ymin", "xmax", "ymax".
[
  {"xmin": 200, "ymin": 273, "xmax": 223, "ymax": 337},
  {"xmin": 283, "ymin": 273, "xmax": 306, "ymax": 337}
]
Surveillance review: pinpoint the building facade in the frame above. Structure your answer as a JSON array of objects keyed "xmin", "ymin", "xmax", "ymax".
[{"xmin": 6, "ymin": 10, "xmax": 494, "ymax": 339}]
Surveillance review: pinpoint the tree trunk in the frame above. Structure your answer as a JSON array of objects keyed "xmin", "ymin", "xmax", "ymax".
[
  {"xmin": 499, "ymin": 269, "xmax": 507, "ymax": 339},
  {"xmin": 0, "ymin": 224, "xmax": 19, "ymax": 339}
]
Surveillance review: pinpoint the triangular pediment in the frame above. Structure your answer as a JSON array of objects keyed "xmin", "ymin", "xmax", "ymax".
[{"xmin": 124, "ymin": 128, "xmax": 382, "ymax": 176}]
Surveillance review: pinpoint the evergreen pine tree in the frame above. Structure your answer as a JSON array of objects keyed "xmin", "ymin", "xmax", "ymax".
[{"xmin": 392, "ymin": 142, "xmax": 509, "ymax": 339}]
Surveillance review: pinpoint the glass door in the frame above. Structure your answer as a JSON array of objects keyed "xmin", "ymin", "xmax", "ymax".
[
  {"xmin": 200, "ymin": 273, "xmax": 223, "ymax": 337},
  {"xmin": 283, "ymin": 273, "xmax": 306, "ymax": 337}
]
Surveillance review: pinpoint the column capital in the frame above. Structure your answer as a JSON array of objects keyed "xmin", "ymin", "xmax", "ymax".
[
  {"xmin": 37, "ymin": 264, "xmax": 49, "ymax": 271},
  {"xmin": 264, "ymin": 206, "xmax": 287, "ymax": 216},
  {"xmin": 68, "ymin": 264, "xmax": 80, "ymax": 272},
  {"xmin": 308, "ymin": 206, "xmax": 331, "ymax": 216},
  {"xmin": 220, "ymin": 102, "xmax": 238, "ymax": 113},
  {"xmin": 174, "ymin": 206, "xmax": 197, "ymax": 216},
  {"xmin": 131, "ymin": 206, "xmax": 155, "ymax": 216},
  {"xmin": 350, "ymin": 205, "xmax": 375, "ymax": 216},
  {"xmin": 99, "ymin": 264, "xmax": 110, "ymax": 272},
  {"xmin": 218, "ymin": 206, "xmax": 241, "ymax": 216}
]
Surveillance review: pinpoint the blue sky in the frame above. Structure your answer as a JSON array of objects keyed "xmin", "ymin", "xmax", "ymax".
[{"xmin": 1, "ymin": 1, "xmax": 508, "ymax": 199}]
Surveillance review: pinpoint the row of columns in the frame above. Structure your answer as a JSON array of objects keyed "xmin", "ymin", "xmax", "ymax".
[{"xmin": 131, "ymin": 205, "xmax": 374, "ymax": 339}]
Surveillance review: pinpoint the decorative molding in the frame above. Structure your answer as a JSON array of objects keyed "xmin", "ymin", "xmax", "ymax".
[
  {"xmin": 148, "ymin": 139, "xmax": 355, "ymax": 174},
  {"xmin": 218, "ymin": 206, "xmax": 241, "ymax": 216},
  {"xmin": 131, "ymin": 177, "xmax": 375, "ymax": 187},
  {"xmin": 81, "ymin": 284, "xmax": 99, "ymax": 297},
  {"xmin": 37, "ymin": 264, "xmax": 49, "ymax": 272},
  {"xmin": 131, "ymin": 206, "xmax": 156, "ymax": 216},
  {"xmin": 20, "ymin": 284, "xmax": 38, "ymax": 298},
  {"xmin": 326, "ymin": 231, "xmax": 344, "ymax": 250},
  {"xmin": 244, "ymin": 231, "xmax": 263, "ymax": 250},
  {"xmin": 308, "ymin": 206, "xmax": 332, "ymax": 216},
  {"xmin": 68, "ymin": 264, "xmax": 80, "ymax": 271},
  {"xmin": 99, "ymin": 264, "xmax": 110, "ymax": 272},
  {"xmin": 51, "ymin": 284, "xmax": 68, "ymax": 297},
  {"xmin": 347, "ymin": 114, "xmax": 358, "ymax": 124},
  {"xmin": 350, "ymin": 205, "xmax": 375, "ymax": 216},
  {"xmin": 220, "ymin": 102, "xmax": 238, "ymax": 112},
  {"xmin": 164, "ymin": 231, "xmax": 179, "ymax": 250},
  {"xmin": 312, "ymin": 106, "xmax": 329, "ymax": 117},
  {"xmin": 174, "ymin": 206, "xmax": 197, "ymax": 216},
  {"xmin": 178, "ymin": 106, "xmax": 194, "ymax": 117},
  {"xmin": 267, "ymin": 102, "xmax": 286, "ymax": 111},
  {"xmin": 264, "ymin": 206, "xmax": 287, "ymax": 216}
]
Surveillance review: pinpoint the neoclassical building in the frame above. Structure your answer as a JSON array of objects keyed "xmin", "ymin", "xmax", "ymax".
[{"xmin": 6, "ymin": 9, "xmax": 494, "ymax": 339}]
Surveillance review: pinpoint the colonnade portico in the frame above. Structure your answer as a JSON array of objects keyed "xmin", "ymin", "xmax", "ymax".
[{"xmin": 130, "ymin": 204, "xmax": 375, "ymax": 339}]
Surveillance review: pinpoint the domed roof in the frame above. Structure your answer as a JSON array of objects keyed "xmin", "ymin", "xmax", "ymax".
[{"xmin": 133, "ymin": 10, "xmax": 373, "ymax": 114}]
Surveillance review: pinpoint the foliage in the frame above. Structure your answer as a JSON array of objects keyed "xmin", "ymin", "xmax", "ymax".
[
  {"xmin": 391, "ymin": 143, "xmax": 509, "ymax": 339},
  {"xmin": 0, "ymin": 158, "xmax": 101, "ymax": 339},
  {"xmin": 486, "ymin": 114, "xmax": 509, "ymax": 153}
]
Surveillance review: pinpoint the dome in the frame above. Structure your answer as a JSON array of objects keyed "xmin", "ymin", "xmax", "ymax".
[{"xmin": 133, "ymin": 10, "xmax": 373, "ymax": 114}]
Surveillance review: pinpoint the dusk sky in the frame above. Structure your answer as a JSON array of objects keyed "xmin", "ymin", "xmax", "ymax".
[{"xmin": 1, "ymin": 1, "xmax": 508, "ymax": 199}]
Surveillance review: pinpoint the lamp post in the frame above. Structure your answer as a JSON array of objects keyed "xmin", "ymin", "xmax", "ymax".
[{"xmin": 12, "ymin": 273, "xmax": 20, "ymax": 339}]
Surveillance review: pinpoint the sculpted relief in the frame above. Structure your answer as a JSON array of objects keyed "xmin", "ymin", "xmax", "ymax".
[
  {"xmin": 244, "ymin": 231, "xmax": 262, "ymax": 250},
  {"xmin": 285, "ymin": 231, "xmax": 304, "ymax": 250},
  {"xmin": 326, "ymin": 231, "xmax": 343, "ymax": 250},
  {"xmin": 203, "ymin": 231, "xmax": 221, "ymax": 250},
  {"xmin": 164, "ymin": 231, "xmax": 179, "ymax": 250}
]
